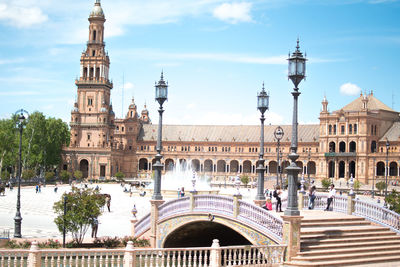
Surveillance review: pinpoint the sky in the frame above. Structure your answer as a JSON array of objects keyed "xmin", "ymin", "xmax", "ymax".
[{"xmin": 0, "ymin": 0, "xmax": 399, "ymax": 126}]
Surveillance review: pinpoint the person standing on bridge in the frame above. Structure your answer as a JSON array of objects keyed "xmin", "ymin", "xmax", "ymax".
[
  {"xmin": 273, "ymin": 186, "xmax": 283, "ymax": 212},
  {"xmin": 325, "ymin": 184, "xmax": 336, "ymax": 211}
]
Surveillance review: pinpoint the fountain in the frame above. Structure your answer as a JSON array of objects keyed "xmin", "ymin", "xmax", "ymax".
[{"xmin": 144, "ymin": 159, "xmax": 219, "ymax": 197}]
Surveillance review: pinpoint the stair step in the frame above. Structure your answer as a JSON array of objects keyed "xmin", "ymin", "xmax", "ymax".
[
  {"xmin": 301, "ymin": 239, "xmax": 400, "ymax": 250},
  {"xmin": 301, "ymin": 221, "xmax": 371, "ymax": 227},
  {"xmin": 301, "ymin": 234, "xmax": 400, "ymax": 244},
  {"xmin": 285, "ymin": 255, "xmax": 400, "ymax": 266},
  {"xmin": 291, "ymin": 249, "xmax": 400, "ymax": 262},
  {"xmin": 301, "ymin": 226, "xmax": 389, "ymax": 235},
  {"xmin": 301, "ymin": 217, "xmax": 366, "ymax": 224},
  {"xmin": 297, "ymin": 244, "xmax": 400, "ymax": 256},
  {"xmin": 301, "ymin": 230, "xmax": 395, "ymax": 240}
]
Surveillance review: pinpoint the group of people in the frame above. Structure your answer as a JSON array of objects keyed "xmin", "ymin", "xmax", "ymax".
[
  {"xmin": 177, "ymin": 187, "xmax": 185, "ymax": 198},
  {"xmin": 262, "ymin": 181, "xmax": 336, "ymax": 212}
]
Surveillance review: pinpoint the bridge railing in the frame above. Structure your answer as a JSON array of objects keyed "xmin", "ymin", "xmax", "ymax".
[
  {"xmin": 194, "ymin": 195, "xmax": 234, "ymax": 216},
  {"xmin": 302, "ymin": 193, "xmax": 348, "ymax": 213},
  {"xmin": 158, "ymin": 196, "xmax": 191, "ymax": 221},
  {"xmin": 353, "ymin": 199, "xmax": 400, "ymax": 234},
  {"xmin": 135, "ymin": 213, "xmax": 151, "ymax": 237},
  {"xmin": 0, "ymin": 240, "xmax": 286, "ymax": 267},
  {"xmin": 238, "ymin": 200, "xmax": 283, "ymax": 242}
]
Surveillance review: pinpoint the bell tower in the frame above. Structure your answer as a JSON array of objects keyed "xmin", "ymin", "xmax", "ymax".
[{"xmin": 70, "ymin": 0, "xmax": 114, "ymax": 149}]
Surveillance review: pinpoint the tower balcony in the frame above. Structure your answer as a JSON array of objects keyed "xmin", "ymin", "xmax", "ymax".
[
  {"xmin": 75, "ymin": 78, "xmax": 113, "ymax": 88},
  {"xmin": 87, "ymin": 40, "xmax": 105, "ymax": 46}
]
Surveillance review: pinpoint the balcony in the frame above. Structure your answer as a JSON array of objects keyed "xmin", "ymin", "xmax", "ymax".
[
  {"xmin": 75, "ymin": 78, "xmax": 113, "ymax": 88},
  {"xmin": 324, "ymin": 152, "xmax": 356, "ymax": 157}
]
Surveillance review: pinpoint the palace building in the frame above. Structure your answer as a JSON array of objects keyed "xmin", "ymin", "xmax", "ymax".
[{"xmin": 62, "ymin": 0, "xmax": 400, "ymax": 185}]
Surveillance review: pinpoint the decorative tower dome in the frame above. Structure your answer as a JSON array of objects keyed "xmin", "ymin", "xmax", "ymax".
[
  {"xmin": 321, "ymin": 95, "xmax": 328, "ymax": 113},
  {"xmin": 90, "ymin": 0, "xmax": 104, "ymax": 18},
  {"xmin": 140, "ymin": 103, "xmax": 151, "ymax": 124}
]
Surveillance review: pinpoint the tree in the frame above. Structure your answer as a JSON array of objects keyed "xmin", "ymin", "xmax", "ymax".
[
  {"xmin": 22, "ymin": 169, "xmax": 35, "ymax": 180},
  {"xmin": 53, "ymin": 187, "xmax": 106, "ymax": 244},
  {"xmin": 45, "ymin": 171, "xmax": 55, "ymax": 183},
  {"xmin": 60, "ymin": 170, "xmax": 72, "ymax": 184},
  {"xmin": 353, "ymin": 180, "xmax": 362, "ymax": 193},
  {"xmin": 0, "ymin": 118, "xmax": 17, "ymax": 177},
  {"xmin": 385, "ymin": 190, "xmax": 400, "ymax": 214},
  {"xmin": 240, "ymin": 175, "xmax": 249, "ymax": 187},
  {"xmin": 74, "ymin": 170, "xmax": 83, "ymax": 181},
  {"xmin": 115, "ymin": 171, "xmax": 125, "ymax": 181},
  {"xmin": 321, "ymin": 178, "xmax": 331, "ymax": 190},
  {"xmin": 376, "ymin": 181, "xmax": 386, "ymax": 195}
]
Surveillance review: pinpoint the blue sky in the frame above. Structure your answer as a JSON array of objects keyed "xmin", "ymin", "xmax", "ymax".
[{"xmin": 0, "ymin": 0, "xmax": 399, "ymax": 126}]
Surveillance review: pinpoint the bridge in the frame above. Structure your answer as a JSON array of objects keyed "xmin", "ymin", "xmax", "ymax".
[{"xmin": 133, "ymin": 192, "xmax": 400, "ymax": 265}]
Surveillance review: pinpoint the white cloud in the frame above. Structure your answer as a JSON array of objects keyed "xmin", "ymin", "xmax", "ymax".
[
  {"xmin": 0, "ymin": 2, "xmax": 48, "ymax": 28},
  {"xmin": 213, "ymin": 2, "xmax": 253, "ymax": 24},
  {"xmin": 340, "ymin": 83, "xmax": 362, "ymax": 96},
  {"xmin": 124, "ymin": 82, "xmax": 135, "ymax": 90}
]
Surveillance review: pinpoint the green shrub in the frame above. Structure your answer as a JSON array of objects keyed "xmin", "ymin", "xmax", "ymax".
[
  {"xmin": 121, "ymin": 236, "xmax": 150, "ymax": 247},
  {"xmin": 321, "ymin": 178, "xmax": 331, "ymax": 190},
  {"xmin": 45, "ymin": 171, "xmax": 55, "ymax": 183},
  {"xmin": 60, "ymin": 170, "xmax": 71, "ymax": 183},
  {"xmin": 73, "ymin": 170, "xmax": 83, "ymax": 180},
  {"xmin": 376, "ymin": 181, "xmax": 386, "ymax": 195},
  {"xmin": 115, "ymin": 172, "xmax": 125, "ymax": 182},
  {"xmin": 22, "ymin": 169, "xmax": 35, "ymax": 179},
  {"xmin": 38, "ymin": 239, "xmax": 61, "ymax": 249},
  {"xmin": 94, "ymin": 236, "xmax": 121, "ymax": 248}
]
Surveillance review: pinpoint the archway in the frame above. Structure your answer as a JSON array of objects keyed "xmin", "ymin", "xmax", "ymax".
[
  {"xmin": 217, "ymin": 160, "xmax": 226, "ymax": 173},
  {"xmin": 349, "ymin": 161, "xmax": 356, "ymax": 178},
  {"xmin": 243, "ymin": 160, "xmax": 252, "ymax": 173},
  {"xmin": 204, "ymin": 160, "xmax": 213, "ymax": 172},
  {"xmin": 389, "ymin": 162, "xmax": 398, "ymax": 176},
  {"xmin": 307, "ymin": 161, "xmax": 316, "ymax": 175},
  {"xmin": 165, "ymin": 159, "xmax": 175, "ymax": 171},
  {"xmin": 329, "ymin": 142, "xmax": 336, "ymax": 153},
  {"xmin": 138, "ymin": 158, "xmax": 148, "ymax": 171},
  {"xmin": 79, "ymin": 159, "xmax": 89, "ymax": 178},
  {"xmin": 269, "ymin": 161, "xmax": 277, "ymax": 174},
  {"xmin": 328, "ymin": 161, "xmax": 335, "ymax": 178},
  {"xmin": 296, "ymin": 161, "xmax": 303, "ymax": 171},
  {"xmin": 230, "ymin": 160, "xmax": 239, "ymax": 173},
  {"xmin": 339, "ymin": 141, "xmax": 346, "ymax": 153},
  {"xmin": 349, "ymin": 141, "xmax": 356, "ymax": 153},
  {"xmin": 163, "ymin": 221, "xmax": 251, "ymax": 248},
  {"xmin": 376, "ymin": 162, "xmax": 385, "ymax": 176},
  {"xmin": 339, "ymin": 161, "xmax": 345, "ymax": 178},
  {"xmin": 191, "ymin": 159, "xmax": 200, "ymax": 172}
]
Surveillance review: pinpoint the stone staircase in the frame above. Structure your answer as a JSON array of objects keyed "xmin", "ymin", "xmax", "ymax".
[{"xmin": 285, "ymin": 216, "xmax": 400, "ymax": 266}]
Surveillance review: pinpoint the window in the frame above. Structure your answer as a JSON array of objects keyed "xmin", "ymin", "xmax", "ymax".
[
  {"xmin": 341, "ymin": 125, "xmax": 345, "ymax": 135},
  {"xmin": 87, "ymin": 134, "xmax": 91, "ymax": 140},
  {"xmin": 328, "ymin": 125, "xmax": 332, "ymax": 135},
  {"xmin": 354, "ymin": 124, "xmax": 357, "ymax": 134},
  {"xmin": 333, "ymin": 125, "xmax": 337, "ymax": 135},
  {"xmin": 88, "ymin": 98, "xmax": 93, "ymax": 106},
  {"xmin": 93, "ymin": 30, "xmax": 96, "ymax": 41},
  {"xmin": 122, "ymin": 127, "xmax": 124, "ymax": 132},
  {"xmin": 374, "ymin": 125, "xmax": 377, "ymax": 135},
  {"xmin": 92, "ymin": 50, "xmax": 96, "ymax": 56},
  {"xmin": 349, "ymin": 124, "xmax": 352, "ymax": 134}
]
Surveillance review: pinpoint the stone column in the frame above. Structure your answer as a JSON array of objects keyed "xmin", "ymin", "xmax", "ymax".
[
  {"xmin": 209, "ymin": 239, "xmax": 222, "ymax": 267},
  {"xmin": 298, "ymin": 192, "xmax": 305, "ymax": 210},
  {"xmin": 130, "ymin": 217, "xmax": 138, "ymax": 236},
  {"xmin": 190, "ymin": 191, "xmax": 197, "ymax": 211},
  {"xmin": 27, "ymin": 241, "xmax": 41, "ymax": 267},
  {"xmin": 347, "ymin": 193, "xmax": 355, "ymax": 215},
  {"xmin": 282, "ymin": 215, "xmax": 303, "ymax": 261},
  {"xmin": 150, "ymin": 199, "xmax": 165, "ymax": 248},
  {"xmin": 123, "ymin": 241, "xmax": 136, "ymax": 267}
]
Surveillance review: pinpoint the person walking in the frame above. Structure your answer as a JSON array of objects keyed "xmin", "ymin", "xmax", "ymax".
[
  {"xmin": 273, "ymin": 186, "xmax": 283, "ymax": 212},
  {"xmin": 180, "ymin": 187, "xmax": 185, "ymax": 198},
  {"xmin": 308, "ymin": 182, "xmax": 316, "ymax": 209},
  {"xmin": 91, "ymin": 217, "xmax": 99, "ymax": 238},
  {"xmin": 325, "ymin": 184, "xmax": 336, "ymax": 211},
  {"xmin": 106, "ymin": 195, "xmax": 111, "ymax": 212}
]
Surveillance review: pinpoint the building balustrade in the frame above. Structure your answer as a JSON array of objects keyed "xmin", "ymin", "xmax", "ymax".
[{"xmin": 324, "ymin": 152, "xmax": 356, "ymax": 157}]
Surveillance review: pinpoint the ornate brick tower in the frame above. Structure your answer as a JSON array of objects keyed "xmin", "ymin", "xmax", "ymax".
[{"xmin": 64, "ymin": 0, "xmax": 116, "ymax": 179}]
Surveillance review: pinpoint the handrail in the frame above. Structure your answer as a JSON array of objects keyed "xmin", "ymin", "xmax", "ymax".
[
  {"xmin": 194, "ymin": 194, "xmax": 234, "ymax": 216},
  {"xmin": 135, "ymin": 213, "xmax": 151, "ymax": 237}
]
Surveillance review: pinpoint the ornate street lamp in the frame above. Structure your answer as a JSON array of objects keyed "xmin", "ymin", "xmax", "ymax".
[
  {"xmin": 191, "ymin": 171, "xmax": 197, "ymax": 192},
  {"xmin": 384, "ymin": 140, "xmax": 389, "ymax": 208},
  {"xmin": 285, "ymin": 39, "xmax": 307, "ymax": 217},
  {"xmin": 152, "ymin": 71, "xmax": 168, "ymax": 200},
  {"xmin": 256, "ymin": 83, "xmax": 269, "ymax": 200},
  {"xmin": 14, "ymin": 109, "xmax": 28, "ymax": 238},
  {"xmin": 274, "ymin": 126, "xmax": 284, "ymax": 187},
  {"xmin": 349, "ymin": 174, "xmax": 354, "ymax": 196}
]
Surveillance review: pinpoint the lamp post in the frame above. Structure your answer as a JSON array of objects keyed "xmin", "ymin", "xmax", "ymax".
[
  {"xmin": 63, "ymin": 195, "xmax": 67, "ymax": 248},
  {"xmin": 14, "ymin": 109, "xmax": 28, "ymax": 238},
  {"xmin": 372, "ymin": 157, "xmax": 375, "ymax": 199},
  {"xmin": 384, "ymin": 140, "xmax": 389, "ymax": 208},
  {"xmin": 274, "ymin": 126, "xmax": 284, "ymax": 187},
  {"xmin": 152, "ymin": 72, "xmax": 168, "ymax": 200},
  {"xmin": 256, "ymin": 83, "xmax": 269, "ymax": 200},
  {"xmin": 284, "ymin": 39, "xmax": 307, "ymax": 217}
]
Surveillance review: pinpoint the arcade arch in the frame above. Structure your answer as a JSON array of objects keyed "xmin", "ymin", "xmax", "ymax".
[{"xmin": 79, "ymin": 159, "xmax": 89, "ymax": 178}]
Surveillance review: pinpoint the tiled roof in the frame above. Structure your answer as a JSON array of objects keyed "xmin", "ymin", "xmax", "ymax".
[
  {"xmin": 381, "ymin": 122, "xmax": 400, "ymax": 142},
  {"xmin": 338, "ymin": 94, "xmax": 395, "ymax": 113},
  {"xmin": 138, "ymin": 124, "xmax": 319, "ymax": 143}
]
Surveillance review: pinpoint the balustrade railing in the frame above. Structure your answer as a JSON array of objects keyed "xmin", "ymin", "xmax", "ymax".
[
  {"xmin": 134, "ymin": 213, "xmax": 151, "ymax": 237},
  {"xmin": 354, "ymin": 199, "xmax": 400, "ymax": 233},
  {"xmin": 0, "ymin": 241, "xmax": 286, "ymax": 267},
  {"xmin": 194, "ymin": 195, "xmax": 234, "ymax": 216},
  {"xmin": 302, "ymin": 193, "xmax": 348, "ymax": 212},
  {"xmin": 158, "ymin": 196, "xmax": 190, "ymax": 221},
  {"xmin": 238, "ymin": 200, "xmax": 283, "ymax": 242}
]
